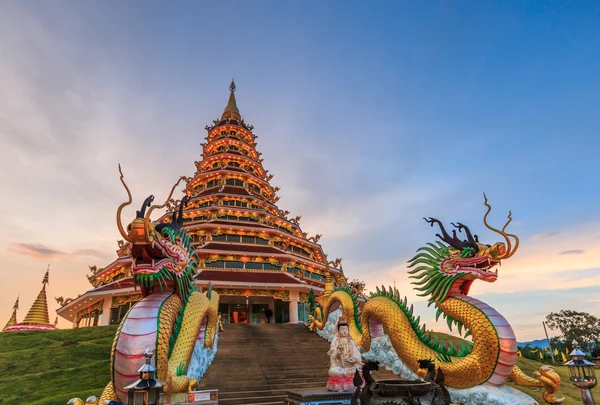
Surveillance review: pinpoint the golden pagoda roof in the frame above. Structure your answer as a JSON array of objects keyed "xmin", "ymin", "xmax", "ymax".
[
  {"xmin": 20, "ymin": 266, "xmax": 52, "ymax": 326},
  {"xmin": 2, "ymin": 296, "xmax": 19, "ymax": 331},
  {"xmin": 221, "ymin": 79, "xmax": 242, "ymax": 121}
]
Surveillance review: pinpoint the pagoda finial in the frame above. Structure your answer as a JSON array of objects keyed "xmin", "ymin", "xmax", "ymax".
[
  {"xmin": 42, "ymin": 264, "xmax": 50, "ymax": 290},
  {"xmin": 221, "ymin": 79, "xmax": 241, "ymax": 121}
]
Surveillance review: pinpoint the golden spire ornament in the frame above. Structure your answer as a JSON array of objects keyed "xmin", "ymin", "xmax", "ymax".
[{"xmin": 221, "ymin": 79, "xmax": 242, "ymax": 121}]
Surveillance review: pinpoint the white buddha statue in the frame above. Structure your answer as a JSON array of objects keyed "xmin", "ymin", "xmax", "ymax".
[{"xmin": 327, "ymin": 317, "xmax": 363, "ymax": 391}]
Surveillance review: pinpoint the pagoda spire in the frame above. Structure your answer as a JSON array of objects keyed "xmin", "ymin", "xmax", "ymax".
[
  {"xmin": 21, "ymin": 265, "xmax": 52, "ymax": 326},
  {"xmin": 2, "ymin": 295, "xmax": 19, "ymax": 331},
  {"xmin": 221, "ymin": 79, "xmax": 242, "ymax": 121}
]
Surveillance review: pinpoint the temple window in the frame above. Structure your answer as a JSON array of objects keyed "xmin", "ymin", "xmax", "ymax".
[
  {"xmin": 229, "ymin": 145, "xmax": 239, "ymax": 152},
  {"xmin": 77, "ymin": 309, "xmax": 102, "ymax": 327},
  {"xmin": 110, "ymin": 301, "xmax": 135, "ymax": 325},
  {"xmin": 305, "ymin": 272, "xmax": 326, "ymax": 282},
  {"xmin": 205, "ymin": 260, "xmax": 244, "ymax": 269},
  {"xmin": 199, "ymin": 201, "xmax": 211, "ymax": 208},
  {"xmin": 212, "ymin": 162, "xmax": 221, "ymax": 169},
  {"xmin": 206, "ymin": 179, "xmax": 220, "ymax": 188},
  {"xmin": 222, "ymin": 199, "xmax": 247, "ymax": 207},
  {"xmin": 225, "ymin": 178, "xmax": 244, "ymax": 187},
  {"xmin": 241, "ymin": 235, "xmax": 269, "ymax": 245},
  {"xmin": 288, "ymin": 245, "xmax": 311, "ymax": 257},
  {"xmin": 243, "ymin": 261, "xmax": 281, "ymax": 271},
  {"xmin": 227, "ymin": 161, "xmax": 241, "ymax": 167}
]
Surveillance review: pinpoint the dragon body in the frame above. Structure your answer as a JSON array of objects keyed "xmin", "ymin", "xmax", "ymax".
[
  {"xmin": 311, "ymin": 196, "xmax": 564, "ymax": 405},
  {"xmin": 71, "ymin": 168, "xmax": 220, "ymax": 404}
]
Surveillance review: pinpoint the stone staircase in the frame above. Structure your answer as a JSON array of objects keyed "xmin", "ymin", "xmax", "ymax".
[{"xmin": 197, "ymin": 323, "xmax": 395, "ymax": 405}]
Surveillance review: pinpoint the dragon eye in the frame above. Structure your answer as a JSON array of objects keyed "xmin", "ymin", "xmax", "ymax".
[{"xmin": 460, "ymin": 248, "xmax": 475, "ymax": 258}]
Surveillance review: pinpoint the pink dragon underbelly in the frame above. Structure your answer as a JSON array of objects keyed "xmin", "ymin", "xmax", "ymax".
[
  {"xmin": 113, "ymin": 292, "xmax": 171, "ymax": 402},
  {"xmin": 459, "ymin": 295, "xmax": 518, "ymax": 386}
]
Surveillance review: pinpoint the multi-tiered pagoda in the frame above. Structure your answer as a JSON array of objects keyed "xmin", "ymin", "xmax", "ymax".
[{"xmin": 57, "ymin": 82, "xmax": 345, "ymax": 327}]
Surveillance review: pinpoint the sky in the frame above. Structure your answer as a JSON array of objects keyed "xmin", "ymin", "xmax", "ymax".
[{"xmin": 0, "ymin": 1, "xmax": 599, "ymax": 341}]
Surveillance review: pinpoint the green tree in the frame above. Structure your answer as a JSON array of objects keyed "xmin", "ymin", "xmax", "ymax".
[{"xmin": 545, "ymin": 310, "xmax": 600, "ymax": 353}]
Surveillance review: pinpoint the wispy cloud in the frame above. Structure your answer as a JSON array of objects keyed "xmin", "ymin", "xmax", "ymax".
[
  {"xmin": 559, "ymin": 249, "xmax": 585, "ymax": 255},
  {"xmin": 8, "ymin": 243, "xmax": 105, "ymax": 260},
  {"xmin": 532, "ymin": 232, "xmax": 562, "ymax": 240}
]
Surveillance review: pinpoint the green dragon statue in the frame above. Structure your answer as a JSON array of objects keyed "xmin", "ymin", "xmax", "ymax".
[{"xmin": 71, "ymin": 166, "xmax": 220, "ymax": 404}]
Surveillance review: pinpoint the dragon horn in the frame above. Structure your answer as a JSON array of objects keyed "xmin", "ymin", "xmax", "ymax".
[
  {"xmin": 483, "ymin": 193, "xmax": 519, "ymax": 259},
  {"xmin": 116, "ymin": 164, "xmax": 133, "ymax": 243},
  {"xmin": 144, "ymin": 175, "xmax": 189, "ymax": 241}
]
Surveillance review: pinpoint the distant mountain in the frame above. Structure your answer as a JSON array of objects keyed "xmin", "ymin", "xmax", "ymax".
[{"xmin": 517, "ymin": 339, "xmax": 551, "ymax": 349}]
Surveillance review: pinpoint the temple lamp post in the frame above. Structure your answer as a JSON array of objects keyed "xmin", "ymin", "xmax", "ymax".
[
  {"xmin": 565, "ymin": 340, "xmax": 597, "ymax": 405},
  {"xmin": 124, "ymin": 348, "xmax": 165, "ymax": 405}
]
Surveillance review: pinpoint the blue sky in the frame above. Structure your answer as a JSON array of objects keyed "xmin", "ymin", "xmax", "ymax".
[{"xmin": 0, "ymin": 1, "xmax": 598, "ymax": 339}]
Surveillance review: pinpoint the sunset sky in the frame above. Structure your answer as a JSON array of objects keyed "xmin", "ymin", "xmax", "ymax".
[{"xmin": 0, "ymin": 1, "xmax": 599, "ymax": 341}]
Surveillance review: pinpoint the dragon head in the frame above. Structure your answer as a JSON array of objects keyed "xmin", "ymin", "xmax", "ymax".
[
  {"xmin": 408, "ymin": 194, "xmax": 519, "ymax": 304},
  {"xmin": 116, "ymin": 165, "xmax": 197, "ymax": 301}
]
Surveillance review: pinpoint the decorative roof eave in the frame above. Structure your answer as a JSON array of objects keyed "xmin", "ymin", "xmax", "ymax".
[
  {"xmin": 90, "ymin": 257, "xmax": 132, "ymax": 281},
  {"xmin": 197, "ymin": 245, "xmax": 330, "ymax": 270},
  {"xmin": 56, "ymin": 283, "xmax": 136, "ymax": 319},
  {"xmin": 196, "ymin": 280, "xmax": 321, "ymax": 291},
  {"xmin": 186, "ymin": 170, "xmax": 275, "ymax": 197},
  {"xmin": 207, "ymin": 123, "xmax": 255, "ymax": 143},
  {"xmin": 203, "ymin": 138, "xmax": 261, "ymax": 160},
  {"xmin": 178, "ymin": 206, "xmax": 299, "ymax": 231},
  {"xmin": 184, "ymin": 221, "xmax": 316, "ymax": 248},
  {"xmin": 187, "ymin": 191, "xmax": 283, "ymax": 217},
  {"xmin": 198, "ymin": 151, "xmax": 264, "ymax": 169}
]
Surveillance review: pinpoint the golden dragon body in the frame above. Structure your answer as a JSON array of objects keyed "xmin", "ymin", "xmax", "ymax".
[{"xmin": 311, "ymin": 196, "xmax": 563, "ymax": 404}]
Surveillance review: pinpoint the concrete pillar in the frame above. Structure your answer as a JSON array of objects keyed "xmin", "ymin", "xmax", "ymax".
[
  {"xmin": 289, "ymin": 290, "xmax": 299, "ymax": 324},
  {"xmin": 100, "ymin": 296, "xmax": 112, "ymax": 326}
]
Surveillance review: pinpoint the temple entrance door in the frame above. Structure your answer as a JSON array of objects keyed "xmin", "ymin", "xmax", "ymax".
[
  {"xmin": 274, "ymin": 300, "xmax": 290, "ymax": 323},
  {"xmin": 231, "ymin": 304, "xmax": 249, "ymax": 323}
]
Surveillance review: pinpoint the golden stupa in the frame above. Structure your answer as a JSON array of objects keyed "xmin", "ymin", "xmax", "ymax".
[
  {"xmin": 2, "ymin": 296, "xmax": 19, "ymax": 331},
  {"xmin": 3, "ymin": 266, "xmax": 58, "ymax": 332}
]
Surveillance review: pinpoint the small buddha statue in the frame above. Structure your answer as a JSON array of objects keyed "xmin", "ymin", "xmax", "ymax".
[
  {"xmin": 217, "ymin": 312, "xmax": 224, "ymax": 332},
  {"xmin": 327, "ymin": 317, "xmax": 363, "ymax": 391}
]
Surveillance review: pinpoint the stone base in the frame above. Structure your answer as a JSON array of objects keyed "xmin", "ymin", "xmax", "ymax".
[{"xmin": 286, "ymin": 388, "xmax": 354, "ymax": 405}]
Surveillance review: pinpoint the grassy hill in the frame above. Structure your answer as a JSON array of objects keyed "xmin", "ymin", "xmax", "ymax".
[
  {"xmin": 0, "ymin": 326, "xmax": 597, "ymax": 405},
  {"xmin": 0, "ymin": 326, "xmax": 116, "ymax": 405}
]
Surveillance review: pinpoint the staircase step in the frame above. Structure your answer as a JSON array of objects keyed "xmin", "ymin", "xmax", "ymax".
[{"xmin": 199, "ymin": 323, "xmax": 376, "ymax": 405}]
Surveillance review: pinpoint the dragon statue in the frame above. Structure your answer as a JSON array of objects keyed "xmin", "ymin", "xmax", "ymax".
[
  {"xmin": 70, "ymin": 166, "xmax": 220, "ymax": 404},
  {"xmin": 310, "ymin": 195, "xmax": 563, "ymax": 405}
]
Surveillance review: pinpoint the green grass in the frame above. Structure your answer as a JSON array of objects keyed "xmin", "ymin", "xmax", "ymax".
[
  {"xmin": 0, "ymin": 327, "xmax": 597, "ymax": 405},
  {"xmin": 0, "ymin": 326, "xmax": 116, "ymax": 405}
]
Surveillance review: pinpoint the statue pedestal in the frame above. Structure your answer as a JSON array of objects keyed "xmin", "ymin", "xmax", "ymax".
[{"xmin": 286, "ymin": 388, "xmax": 354, "ymax": 405}]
